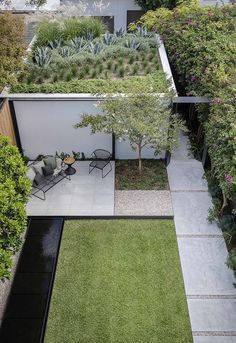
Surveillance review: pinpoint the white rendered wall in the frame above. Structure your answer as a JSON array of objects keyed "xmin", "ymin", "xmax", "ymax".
[
  {"xmin": 14, "ymin": 100, "xmax": 112, "ymax": 159},
  {"xmin": 13, "ymin": 98, "xmax": 164, "ymax": 160},
  {"xmin": 75, "ymin": 0, "xmax": 141, "ymax": 31}
]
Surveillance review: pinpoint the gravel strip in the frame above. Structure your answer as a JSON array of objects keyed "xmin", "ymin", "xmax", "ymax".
[{"xmin": 115, "ymin": 190, "xmax": 173, "ymax": 216}]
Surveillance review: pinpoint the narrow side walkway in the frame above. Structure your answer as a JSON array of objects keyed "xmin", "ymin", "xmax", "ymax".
[
  {"xmin": 0, "ymin": 218, "xmax": 64, "ymax": 343},
  {"xmin": 167, "ymin": 133, "xmax": 236, "ymax": 343}
]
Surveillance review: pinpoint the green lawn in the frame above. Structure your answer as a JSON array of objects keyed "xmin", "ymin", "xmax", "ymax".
[{"xmin": 45, "ymin": 220, "xmax": 192, "ymax": 343}]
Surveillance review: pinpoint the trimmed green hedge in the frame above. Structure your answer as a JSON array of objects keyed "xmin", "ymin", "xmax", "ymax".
[
  {"xmin": 0, "ymin": 136, "xmax": 31, "ymax": 279},
  {"xmin": 12, "ymin": 72, "xmax": 168, "ymax": 94}
]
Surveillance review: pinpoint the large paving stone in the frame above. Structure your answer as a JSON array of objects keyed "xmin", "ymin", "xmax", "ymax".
[
  {"xmin": 167, "ymin": 160, "xmax": 208, "ymax": 191},
  {"xmin": 193, "ymin": 336, "xmax": 236, "ymax": 343},
  {"xmin": 177, "ymin": 237, "xmax": 236, "ymax": 295},
  {"xmin": 171, "ymin": 191, "xmax": 221, "ymax": 235},
  {"xmin": 188, "ymin": 299, "xmax": 236, "ymax": 332},
  {"xmin": 171, "ymin": 133, "xmax": 194, "ymax": 161}
]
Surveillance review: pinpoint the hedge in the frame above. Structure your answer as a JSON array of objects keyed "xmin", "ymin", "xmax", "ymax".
[
  {"xmin": 11, "ymin": 72, "xmax": 168, "ymax": 94},
  {"xmin": 0, "ymin": 136, "xmax": 31, "ymax": 279}
]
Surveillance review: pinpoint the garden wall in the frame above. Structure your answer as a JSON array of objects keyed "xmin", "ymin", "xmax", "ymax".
[
  {"xmin": 12, "ymin": 96, "xmax": 165, "ymax": 160},
  {"xmin": 60, "ymin": 0, "xmax": 141, "ymax": 31}
]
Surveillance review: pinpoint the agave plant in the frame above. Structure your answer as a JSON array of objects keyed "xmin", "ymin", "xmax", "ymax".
[
  {"xmin": 84, "ymin": 31, "xmax": 94, "ymax": 41},
  {"xmin": 58, "ymin": 46, "xmax": 75, "ymax": 58},
  {"xmin": 34, "ymin": 47, "xmax": 52, "ymax": 67},
  {"xmin": 70, "ymin": 37, "xmax": 86, "ymax": 52},
  {"xmin": 124, "ymin": 38, "xmax": 141, "ymax": 50},
  {"xmin": 102, "ymin": 33, "xmax": 116, "ymax": 45},
  {"xmin": 49, "ymin": 39, "xmax": 62, "ymax": 49},
  {"xmin": 115, "ymin": 28, "xmax": 126, "ymax": 37},
  {"xmin": 89, "ymin": 42, "xmax": 103, "ymax": 55},
  {"xmin": 135, "ymin": 26, "xmax": 152, "ymax": 38}
]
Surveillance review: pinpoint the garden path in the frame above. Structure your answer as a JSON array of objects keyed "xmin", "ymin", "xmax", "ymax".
[{"xmin": 167, "ymin": 133, "xmax": 236, "ymax": 343}]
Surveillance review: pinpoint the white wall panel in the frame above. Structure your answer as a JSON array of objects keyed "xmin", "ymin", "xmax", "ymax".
[{"xmin": 14, "ymin": 100, "xmax": 112, "ymax": 159}]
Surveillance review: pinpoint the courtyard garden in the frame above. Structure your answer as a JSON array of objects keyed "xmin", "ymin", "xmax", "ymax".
[
  {"xmin": 12, "ymin": 17, "xmax": 168, "ymax": 94},
  {"xmin": 45, "ymin": 219, "xmax": 192, "ymax": 343}
]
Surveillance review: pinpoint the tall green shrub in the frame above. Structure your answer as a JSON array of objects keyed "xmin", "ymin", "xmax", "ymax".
[
  {"xmin": 0, "ymin": 12, "xmax": 26, "ymax": 91},
  {"xmin": 0, "ymin": 136, "xmax": 31, "ymax": 279}
]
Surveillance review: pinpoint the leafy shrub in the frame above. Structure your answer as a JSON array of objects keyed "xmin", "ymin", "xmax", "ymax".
[
  {"xmin": 0, "ymin": 12, "xmax": 25, "ymax": 91},
  {"xmin": 140, "ymin": 2, "xmax": 236, "ymax": 200},
  {"xmin": 134, "ymin": 0, "xmax": 177, "ymax": 11},
  {"xmin": 0, "ymin": 136, "xmax": 31, "ymax": 279}
]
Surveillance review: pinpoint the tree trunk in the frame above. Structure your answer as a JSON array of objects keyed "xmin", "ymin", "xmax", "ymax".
[{"xmin": 138, "ymin": 144, "xmax": 142, "ymax": 175}]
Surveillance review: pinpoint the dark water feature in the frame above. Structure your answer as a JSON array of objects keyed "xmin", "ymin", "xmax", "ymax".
[{"xmin": 0, "ymin": 217, "xmax": 64, "ymax": 343}]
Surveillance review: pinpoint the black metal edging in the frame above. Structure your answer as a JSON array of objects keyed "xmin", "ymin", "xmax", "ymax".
[
  {"xmin": 28, "ymin": 215, "xmax": 174, "ymax": 220},
  {"xmin": 39, "ymin": 217, "xmax": 65, "ymax": 343},
  {"xmin": 8, "ymin": 100, "xmax": 23, "ymax": 154}
]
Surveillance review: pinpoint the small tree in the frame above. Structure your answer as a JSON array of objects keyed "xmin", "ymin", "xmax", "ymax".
[
  {"xmin": 0, "ymin": 136, "xmax": 31, "ymax": 279},
  {"xmin": 75, "ymin": 94, "xmax": 185, "ymax": 174}
]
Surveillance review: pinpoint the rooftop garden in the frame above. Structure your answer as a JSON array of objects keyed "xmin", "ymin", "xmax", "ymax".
[{"xmin": 12, "ymin": 18, "xmax": 168, "ymax": 94}]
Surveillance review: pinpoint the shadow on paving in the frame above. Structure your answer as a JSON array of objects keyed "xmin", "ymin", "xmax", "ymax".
[{"xmin": 0, "ymin": 217, "xmax": 64, "ymax": 343}]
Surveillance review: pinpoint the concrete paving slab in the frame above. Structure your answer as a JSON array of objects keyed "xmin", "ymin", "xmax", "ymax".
[
  {"xmin": 168, "ymin": 160, "xmax": 208, "ymax": 191},
  {"xmin": 188, "ymin": 298, "xmax": 236, "ymax": 332},
  {"xmin": 193, "ymin": 336, "xmax": 236, "ymax": 343},
  {"xmin": 171, "ymin": 133, "xmax": 194, "ymax": 161},
  {"xmin": 178, "ymin": 237, "xmax": 236, "ymax": 295},
  {"xmin": 27, "ymin": 161, "xmax": 114, "ymax": 216},
  {"xmin": 171, "ymin": 191, "xmax": 221, "ymax": 235}
]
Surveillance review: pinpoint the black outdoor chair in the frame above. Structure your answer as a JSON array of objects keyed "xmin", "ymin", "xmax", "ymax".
[{"xmin": 89, "ymin": 149, "xmax": 112, "ymax": 178}]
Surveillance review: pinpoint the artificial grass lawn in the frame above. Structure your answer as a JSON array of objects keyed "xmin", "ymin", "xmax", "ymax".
[
  {"xmin": 115, "ymin": 159, "xmax": 169, "ymax": 190},
  {"xmin": 45, "ymin": 220, "xmax": 192, "ymax": 343}
]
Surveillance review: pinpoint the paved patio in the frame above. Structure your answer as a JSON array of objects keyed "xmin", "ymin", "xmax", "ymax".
[
  {"xmin": 168, "ymin": 133, "xmax": 236, "ymax": 343},
  {"xmin": 27, "ymin": 161, "xmax": 115, "ymax": 216}
]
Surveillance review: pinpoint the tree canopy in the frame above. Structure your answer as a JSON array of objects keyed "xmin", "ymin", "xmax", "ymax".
[{"xmin": 75, "ymin": 94, "xmax": 185, "ymax": 173}]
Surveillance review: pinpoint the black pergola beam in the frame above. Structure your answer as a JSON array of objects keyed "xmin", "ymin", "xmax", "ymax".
[{"xmin": 172, "ymin": 96, "xmax": 210, "ymax": 104}]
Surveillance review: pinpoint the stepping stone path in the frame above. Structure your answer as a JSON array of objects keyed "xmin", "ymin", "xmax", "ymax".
[{"xmin": 167, "ymin": 133, "xmax": 236, "ymax": 343}]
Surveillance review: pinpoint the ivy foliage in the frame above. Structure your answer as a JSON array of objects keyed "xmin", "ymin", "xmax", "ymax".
[
  {"xmin": 0, "ymin": 136, "xmax": 31, "ymax": 279},
  {"xmin": 0, "ymin": 12, "xmax": 26, "ymax": 92},
  {"xmin": 140, "ymin": 1, "xmax": 236, "ymax": 199}
]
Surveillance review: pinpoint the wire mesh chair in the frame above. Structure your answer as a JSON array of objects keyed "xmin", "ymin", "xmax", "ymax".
[{"xmin": 89, "ymin": 149, "xmax": 112, "ymax": 178}]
